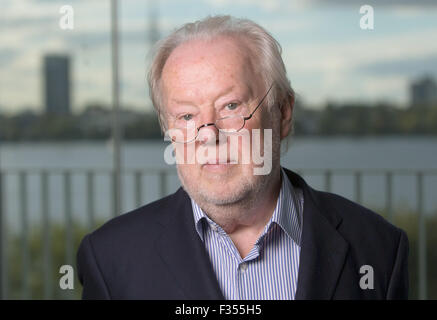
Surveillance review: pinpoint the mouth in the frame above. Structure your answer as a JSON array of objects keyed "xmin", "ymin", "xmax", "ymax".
[
  {"xmin": 201, "ymin": 158, "xmax": 235, "ymax": 172},
  {"xmin": 202, "ymin": 163, "xmax": 232, "ymax": 172}
]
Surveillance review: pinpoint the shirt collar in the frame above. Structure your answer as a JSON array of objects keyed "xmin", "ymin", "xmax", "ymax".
[
  {"xmin": 191, "ymin": 167, "xmax": 302, "ymax": 246},
  {"xmin": 270, "ymin": 167, "xmax": 302, "ymax": 245}
]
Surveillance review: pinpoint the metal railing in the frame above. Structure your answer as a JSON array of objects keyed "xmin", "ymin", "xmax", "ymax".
[{"xmin": 0, "ymin": 167, "xmax": 436, "ymax": 299}]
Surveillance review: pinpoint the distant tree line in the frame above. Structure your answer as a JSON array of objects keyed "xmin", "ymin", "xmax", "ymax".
[
  {"xmin": 0, "ymin": 105, "xmax": 163, "ymax": 141},
  {"xmin": 294, "ymin": 102, "xmax": 437, "ymax": 136},
  {"xmin": 1, "ymin": 102, "xmax": 437, "ymax": 141}
]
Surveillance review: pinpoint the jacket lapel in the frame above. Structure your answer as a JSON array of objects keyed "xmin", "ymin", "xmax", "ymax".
[
  {"xmin": 284, "ymin": 169, "xmax": 349, "ymax": 300},
  {"xmin": 155, "ymin": 188, "xmax": 224, "ymax": 300}
]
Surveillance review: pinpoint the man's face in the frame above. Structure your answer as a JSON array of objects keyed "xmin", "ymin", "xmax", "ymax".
[{"xmin": 161, "ymin": 36, "xmax": 281, "ymax": 208}]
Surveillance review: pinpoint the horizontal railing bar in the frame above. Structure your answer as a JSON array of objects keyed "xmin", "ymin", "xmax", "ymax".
[
  {"xmin": 1, "ymin": 168, "xmax": 437, "ymax": 175},
  {"xmin": 295, "ymin": 169, "xmax": 437, "ymax": 175},
  {"xmin": 0, "ymin": 168, "xmax": 121, "ymax": 175}
]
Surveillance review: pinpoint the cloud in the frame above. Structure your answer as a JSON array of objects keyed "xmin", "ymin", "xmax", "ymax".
[
  {"xmin": 283, "ymin": 28, "xmax": 437, "ymax": 74},
  {"xmin": 205, "ymin": 0, "xmax": 437, "ymax": 11},
  {"xmin": 311, "ymin": 0, "xmax": 437, "ymax": 8},
  {"xmin": 0, "ymin": 48, "xmax": 20, "ymax": 67},
  {"xmin": 205, "ymin": 0, "xmax": 314, "ymax": 12},
  {"xmin": 282, "ymin": 27, "xmax": 437, "ymax": 105}
]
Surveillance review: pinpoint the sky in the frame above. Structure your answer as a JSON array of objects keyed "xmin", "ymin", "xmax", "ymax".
[{"xmin": 1, "ymin": 0, "xmax": 437, "ymax": 114}]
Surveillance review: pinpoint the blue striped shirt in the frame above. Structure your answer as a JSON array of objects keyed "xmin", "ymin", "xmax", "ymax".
[{"xmin": 191, "ymin": 167, "xmax": 304, "ymax": 300}]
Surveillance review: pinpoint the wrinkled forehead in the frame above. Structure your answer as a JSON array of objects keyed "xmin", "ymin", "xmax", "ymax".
[{"xmin": 160, "ymin": 36, "xmax": 262, "ymax": 102}]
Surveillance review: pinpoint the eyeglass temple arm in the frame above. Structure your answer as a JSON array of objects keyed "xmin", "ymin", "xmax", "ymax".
[{"xmin": 244, "ymin": 83, "xmax": 274, "ymax": 120}]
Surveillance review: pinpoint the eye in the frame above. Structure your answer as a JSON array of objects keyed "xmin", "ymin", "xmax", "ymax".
[
  {"xmin": 226, "ymin": 103, "xmax": 239, "ymax": 111},
  {"xmin": 180, "ymin": 114, "xmax": 193, "ymax": 121}
]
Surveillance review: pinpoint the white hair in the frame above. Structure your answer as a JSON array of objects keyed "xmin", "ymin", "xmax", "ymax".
[{"xmin": 147, "ymin": 15, "xmax": 294, "ymax": 134}]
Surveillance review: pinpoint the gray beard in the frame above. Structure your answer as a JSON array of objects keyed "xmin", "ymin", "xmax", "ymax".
[
  {"xmin": 178, "ymin": 163, "xmax": 274, "ymax": 206},
  {"xmin": 178, "ymin": 163, "xmax": 280, "ymax": 230}
]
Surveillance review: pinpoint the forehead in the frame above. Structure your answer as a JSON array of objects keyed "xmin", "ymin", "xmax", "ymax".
[{"xmin": 161, "ymin": 36, "xmax": 258, "ymax": 98}]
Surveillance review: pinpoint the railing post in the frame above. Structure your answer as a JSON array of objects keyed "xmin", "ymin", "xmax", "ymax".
[
  {"xmin": 355, "ymin": 171, "xmax": 362, "ymax": 204},
  {"xmin": 324, "ymin": 170, "xmax": 331, "ymax": 193},
  {"xmin": 19, "ymin": 171, "xmax": 29, "ymax": 299},
  {"xmin": 112, "ymin": 170, "xmax": 122, "ymax": 217},
  {"xmin": 86, "ymin": 171, "xmax": 95, "ymax": 230},
  {"xmin": 417, "ymin": 172, "xmax": 427, "ymax": 300},
  {"xmin": 63, "ymin": 172, "xmax": 73, "ymax": 269},
  {"xmin": 135, "ymin": 171, "xmax": 142, "ymax": 208},
  {"xmin": 160, "ymin": 171, "xmax": 167, "ymax": 198},
  {"xmin": 385, "ymin": 172, "xmax": 393, "ymax": 223},
  {"xmin": 41, "ymin": 171, "xmax": 52, "ymax": 299}
]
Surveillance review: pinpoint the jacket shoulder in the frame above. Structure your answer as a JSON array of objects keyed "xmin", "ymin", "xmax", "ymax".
[
  {"xmin": 313, "ymin": 189, "xmax": 408, "ymax": 262},
  {"xmin": 316, "ymin": 189, "xmax": 402, "ymax": 235},
  {"xmin": 84, "ymin": 188, "xmax": 187, "ymax": 247}
]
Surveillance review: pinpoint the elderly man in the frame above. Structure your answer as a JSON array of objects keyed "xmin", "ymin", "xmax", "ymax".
[{"xmin": 77, "ymin": 15, "xmax": 408, "ymax": 300}]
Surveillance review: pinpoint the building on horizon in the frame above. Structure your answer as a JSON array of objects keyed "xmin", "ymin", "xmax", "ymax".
[
  {"xmin": 43, "ymin": 54, "xmax": 71, "ymax": 114},
  {"xmin": 410, "ymin": 75, "xmax": 437, "ymax": 108}
]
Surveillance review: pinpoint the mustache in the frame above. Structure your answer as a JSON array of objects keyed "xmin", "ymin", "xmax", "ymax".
[
  {"xmin": 195, "ymin": 145, "xmax": 238, "ymax": 165},
  {"xmin": 202, "ymin": 157, "xmax": 237, "ymax": 165}
]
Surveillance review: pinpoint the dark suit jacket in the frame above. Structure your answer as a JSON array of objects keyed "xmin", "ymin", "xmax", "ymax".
[{"xmin": 76, "ymin": 168, "xmax": 409, "ymax": 299}]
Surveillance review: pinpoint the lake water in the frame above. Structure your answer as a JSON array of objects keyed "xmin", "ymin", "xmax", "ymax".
[{"xmin": 1, "ymin": 136, "xmax": 437, "ymax": 230}]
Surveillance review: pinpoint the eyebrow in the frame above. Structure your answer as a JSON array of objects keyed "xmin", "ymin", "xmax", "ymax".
[{"xmin": 171, "ymin": 85, "xmax": 235, "ymax": 107}]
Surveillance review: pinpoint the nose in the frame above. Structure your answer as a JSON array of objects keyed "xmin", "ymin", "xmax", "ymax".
[
  {"xmin": 196, "ymin": 109, "xmax": 219, "ymax": 144},
  {"xmin": 197, "ymin": 123, "xmax": 219, "ymax": 145}
]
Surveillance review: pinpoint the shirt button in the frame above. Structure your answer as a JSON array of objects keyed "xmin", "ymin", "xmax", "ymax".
[
  {"xmin": 211, "ymin": 225, "xmax": 218, "ymax": 232},
  {"xmin": 240, "ymin": 263, "xmax": 248, "ymax": 272}
]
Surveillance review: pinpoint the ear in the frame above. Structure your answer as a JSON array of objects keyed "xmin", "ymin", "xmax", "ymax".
[{"xmin": 280, "ymin": 93, "xmax": 294, "ymax": 140}]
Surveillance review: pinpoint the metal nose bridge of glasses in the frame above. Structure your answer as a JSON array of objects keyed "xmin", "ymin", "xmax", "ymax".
[{"xmin": 172, "ymin": 83, "xmax": 274, "ymax": 143}]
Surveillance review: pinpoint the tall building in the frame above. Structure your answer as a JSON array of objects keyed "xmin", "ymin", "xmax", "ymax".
[
  {"xmin": 43, "ymin": 54, "xmax": 71, "ymax": 114},
  {"xmin": 410, "ymin": 76, "xmax": 437, "ymax": 108}
]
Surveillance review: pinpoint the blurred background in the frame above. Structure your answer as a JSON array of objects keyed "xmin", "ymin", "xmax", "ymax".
[{"xmin": 0, "ymin": 0, "xmax": 437, "ymax": 300}]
